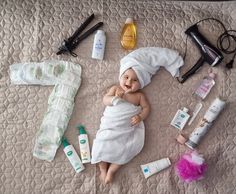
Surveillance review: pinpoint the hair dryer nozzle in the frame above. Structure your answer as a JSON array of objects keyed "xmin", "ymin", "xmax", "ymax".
[
  {"xmin": 178, "ymin": 57, "xmax": 205, "ymax": 83},
  {"xmin": 185, "ymin": 24, "xmax": 199, "ymax": 36}
]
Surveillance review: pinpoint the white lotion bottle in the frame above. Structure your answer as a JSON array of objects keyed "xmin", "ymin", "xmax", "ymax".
[
  {"xmin": 171, "ymin": 107, "xmax": 190, "ymax": 130},
  {"xmin": 77, "ymin": 125, "xmax": 91, "ymax": 163},
  {"xmin": 92, "ymin": 30, "xmax": 106, "ymax": 60},
  {"xmin": 62, "ymin": 137, "xmax": 85, "ymax": 173}
]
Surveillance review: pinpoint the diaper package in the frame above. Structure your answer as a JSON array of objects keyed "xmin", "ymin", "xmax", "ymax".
[{"xmin": 10, "ymin": 60, "xmax": 82, "ymax": 161}]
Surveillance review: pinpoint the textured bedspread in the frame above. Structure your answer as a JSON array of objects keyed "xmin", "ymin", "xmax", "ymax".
[{"xmin": 0, "ymin": 0, "xmax": 235, "ymax": 193}]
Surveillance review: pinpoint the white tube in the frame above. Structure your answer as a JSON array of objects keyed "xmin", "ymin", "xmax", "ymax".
[{"xmin": 140, "ymin": 158, "xmax": 171, "ymax": 179}]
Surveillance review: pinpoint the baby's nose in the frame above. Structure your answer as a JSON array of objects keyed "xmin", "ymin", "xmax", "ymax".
[{"xmin": 126, "ymin": 79, "xmax": 132, "ymax": 84}]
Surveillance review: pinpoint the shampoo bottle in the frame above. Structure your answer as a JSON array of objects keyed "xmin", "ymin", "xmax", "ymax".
[
  {"xmin": 77, "ymin": 125, "xmax": 91, "ymax": 163},
  {"xmin": 194, "ymin": 72, "xmax": 216, "ymax": 100},
  {"xmin": 171, "ymin": 107, "xmax": 190, "ymax": 130},
  {"xmin": 62, "ymin": 137, "xmax": 85, "ymax": 173},
  {"xmin": 120, "ymin": 18, "xmax": 137, "ymax": 50}
]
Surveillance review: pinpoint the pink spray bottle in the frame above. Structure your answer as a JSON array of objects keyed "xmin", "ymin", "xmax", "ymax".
[{"xmin": 194, "ymin": 69, "xmax": 216, "ymax": 100}]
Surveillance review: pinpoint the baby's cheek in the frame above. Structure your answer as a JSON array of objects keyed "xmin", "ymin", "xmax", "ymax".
[
  {"xmin": 134, "ymin": 83, "xmax": 140, "ymax": 90},
  {"xmin": 120, "ymin": 80, "xmax": 124, "ymax": 86},
  {"xmin": 137, "ymin": 82, "xmax": 141, "ymax": 89}
]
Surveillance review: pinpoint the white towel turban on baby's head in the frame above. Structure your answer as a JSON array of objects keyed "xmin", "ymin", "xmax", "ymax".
[{"xmin": 119, "ymin": 47, "xmax": 184, "ymax": 88}]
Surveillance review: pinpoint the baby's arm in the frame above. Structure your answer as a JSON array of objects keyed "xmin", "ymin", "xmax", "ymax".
[
  {"xmin": 103, "ymin": 85, "xmax": 121, "ymax": 106},
  {"xmin": 131, "ymin": 93, "xmax": 150, "ymax": 125},
  {"xmin": 138, "ymin": 93, "xmax": 150, "ymax": 120}
]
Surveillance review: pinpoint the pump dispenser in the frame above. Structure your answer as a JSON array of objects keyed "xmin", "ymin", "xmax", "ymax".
[
  {"xmin": 77, "ymin": 125, "xmax": 91, "ymax": 163},
  {"xmin": 62, "ymin": 138, "xmax": 69, "ymax": 147},
  {"xmin": 120, "ymin": 18, "xmax": 137, "ymax": 50}
]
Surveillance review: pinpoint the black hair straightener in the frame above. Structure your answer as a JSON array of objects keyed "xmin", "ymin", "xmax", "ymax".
[{"xmin": 56, "ymin": 13, "xmax": 103, "ymax": 57}]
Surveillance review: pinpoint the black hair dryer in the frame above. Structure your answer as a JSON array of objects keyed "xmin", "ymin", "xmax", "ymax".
[{"xmin": 179, "ymin": 24, "xmax": 224, "ymax": 83}]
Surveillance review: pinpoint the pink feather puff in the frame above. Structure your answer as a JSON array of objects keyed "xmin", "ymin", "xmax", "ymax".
[{"xmin": 175, "ymin": 151, "xmax": 207, "ymax": 183}]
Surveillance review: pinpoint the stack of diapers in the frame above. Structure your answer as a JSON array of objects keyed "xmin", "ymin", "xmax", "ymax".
[{"xmin": 10, "ymin": 60, "xmax": 82, "ymax": 161}]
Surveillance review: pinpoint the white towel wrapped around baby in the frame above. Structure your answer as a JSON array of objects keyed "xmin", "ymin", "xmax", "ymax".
[
  {"xmin": 91, "ymin": 98, "xmax": 145, "ymax": 165},
  {"xmin": 92, "ymin": 47, "xmax": 184, "ymax": 164}
]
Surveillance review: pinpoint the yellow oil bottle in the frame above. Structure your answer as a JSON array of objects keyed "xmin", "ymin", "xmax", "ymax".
[{"xmin": 120, "ymin": 18, "xmax": 137, "ymax": 50}]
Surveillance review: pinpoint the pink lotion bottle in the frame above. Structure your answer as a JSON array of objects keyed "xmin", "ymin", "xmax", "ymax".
[{"xmin": 194, "ymin": 71, "xmax": 216, "ymax": 100}]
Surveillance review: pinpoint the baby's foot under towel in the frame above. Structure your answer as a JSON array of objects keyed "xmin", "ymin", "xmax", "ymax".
[{"xmin": 91, "ymin": 99, "xmax": 145, "ymax": 165}]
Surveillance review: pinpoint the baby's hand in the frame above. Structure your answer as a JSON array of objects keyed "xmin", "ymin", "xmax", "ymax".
[
  {"xmin": 115, "ymin": 88, "xmax": 125, "ymax": 98},
  {"xmin": 131, "ymin": 115, "xmax": 142, "ymax": 126}
]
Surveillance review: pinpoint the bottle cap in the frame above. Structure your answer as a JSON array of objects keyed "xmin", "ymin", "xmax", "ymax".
[
  {"xmin": 182, "ymin": 107, "xmax": 189, "ymax": 112},
  {"xmin": 158, "ymin": 158, "xmax": 171, "ymax": 170},
  {"xmin": 96, "ymin": 30, "xmax": 105, "ymax": 35},
  {"xmin": 176, "ymin": 134, "xmax": 187, "ymax": 145},
  {"xmin": 185, "ymin": 140, "xmax": 196, "ymax": 150},
  {"xmin": 166, "ymin": 158, "xmax": 171, "ymax": 165},
  {"xmin": 125, "ymin": 18, "xmax": 133, "ymax": 24},
  {"xmin": 209, "ymin": 73, "xmax": 216, "ymax": 78},
  {"xmin": 62, "ymin": 137, "xmax": 69, "ymax": 148},
  {"xmin": 76, "ymin": 125, "xmax": 87, "ymax": 135}
]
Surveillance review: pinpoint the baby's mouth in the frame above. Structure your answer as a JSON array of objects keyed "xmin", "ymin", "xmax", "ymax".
[{"xmin": 125, "ymin": 85, "xmax": 131, "ymax": 89}]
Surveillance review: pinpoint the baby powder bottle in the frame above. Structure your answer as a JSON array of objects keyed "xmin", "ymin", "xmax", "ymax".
[
  {"xmin": 120, "ymin": 18, "xmax": 137, "ymax": 50},
  {"xmin": 92, "ymin": 30, "xmax": 106, "ymax": 60},
  {"xmin": 194, "ymin": 71, "xmax": 216, "ymax": 100},
  {"xmin": 77, "ymin": 125, "xmax": 91, "ymax": 163},
  {"xmin": 62, "ymin": 137, "xmax": 85, "ymax": 173}
]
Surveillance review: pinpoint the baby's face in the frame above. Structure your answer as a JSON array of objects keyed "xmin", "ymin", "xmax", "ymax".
[{"xmin": 120, "ymin": 68, "xmax": 140, "ymax": 92}]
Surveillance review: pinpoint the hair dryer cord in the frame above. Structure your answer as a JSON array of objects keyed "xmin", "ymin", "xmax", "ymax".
[{"xmin": 184, "ymin": 17, "xmax": 236, "ymax": 69}]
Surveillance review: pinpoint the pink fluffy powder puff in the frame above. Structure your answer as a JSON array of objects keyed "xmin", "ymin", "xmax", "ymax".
[{"xmin": 175, "ymin": 151, "xmax": 207, "ymax": 183}]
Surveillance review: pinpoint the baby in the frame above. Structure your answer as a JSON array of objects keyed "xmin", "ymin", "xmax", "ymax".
[
  {"xmin": 104, "ymin": 68, "xmax": 150, "ymax": 123},
  {"xmin": 97, "ymin": 68, "xmax": 150, "ymax": 184},
  {"xmin": 91, "ymin": 47, "xmax": 184, "ymax": 185}
]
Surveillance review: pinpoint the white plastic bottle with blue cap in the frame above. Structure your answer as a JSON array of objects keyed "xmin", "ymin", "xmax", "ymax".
[
  {"xmin": 62, "ymin": 137, "xmax": 85, "ymax": 173},
  {"xmin": 92, "ymin": 30, "xmax": 106, "ymax": 60},
  {"xmin": 77, "ymin": 125, "xmax": 91, "ymax": 163}
]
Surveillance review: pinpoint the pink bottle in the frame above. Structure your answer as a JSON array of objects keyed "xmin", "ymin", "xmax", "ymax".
[{"xmin": 194, "ymin": 71, "xmax": 216, "ymax": 100}]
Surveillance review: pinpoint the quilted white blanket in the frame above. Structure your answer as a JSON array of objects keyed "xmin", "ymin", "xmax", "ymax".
[{"xmin": 0, "ymin": 0, "xmax": 235, "ymax": 193}]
